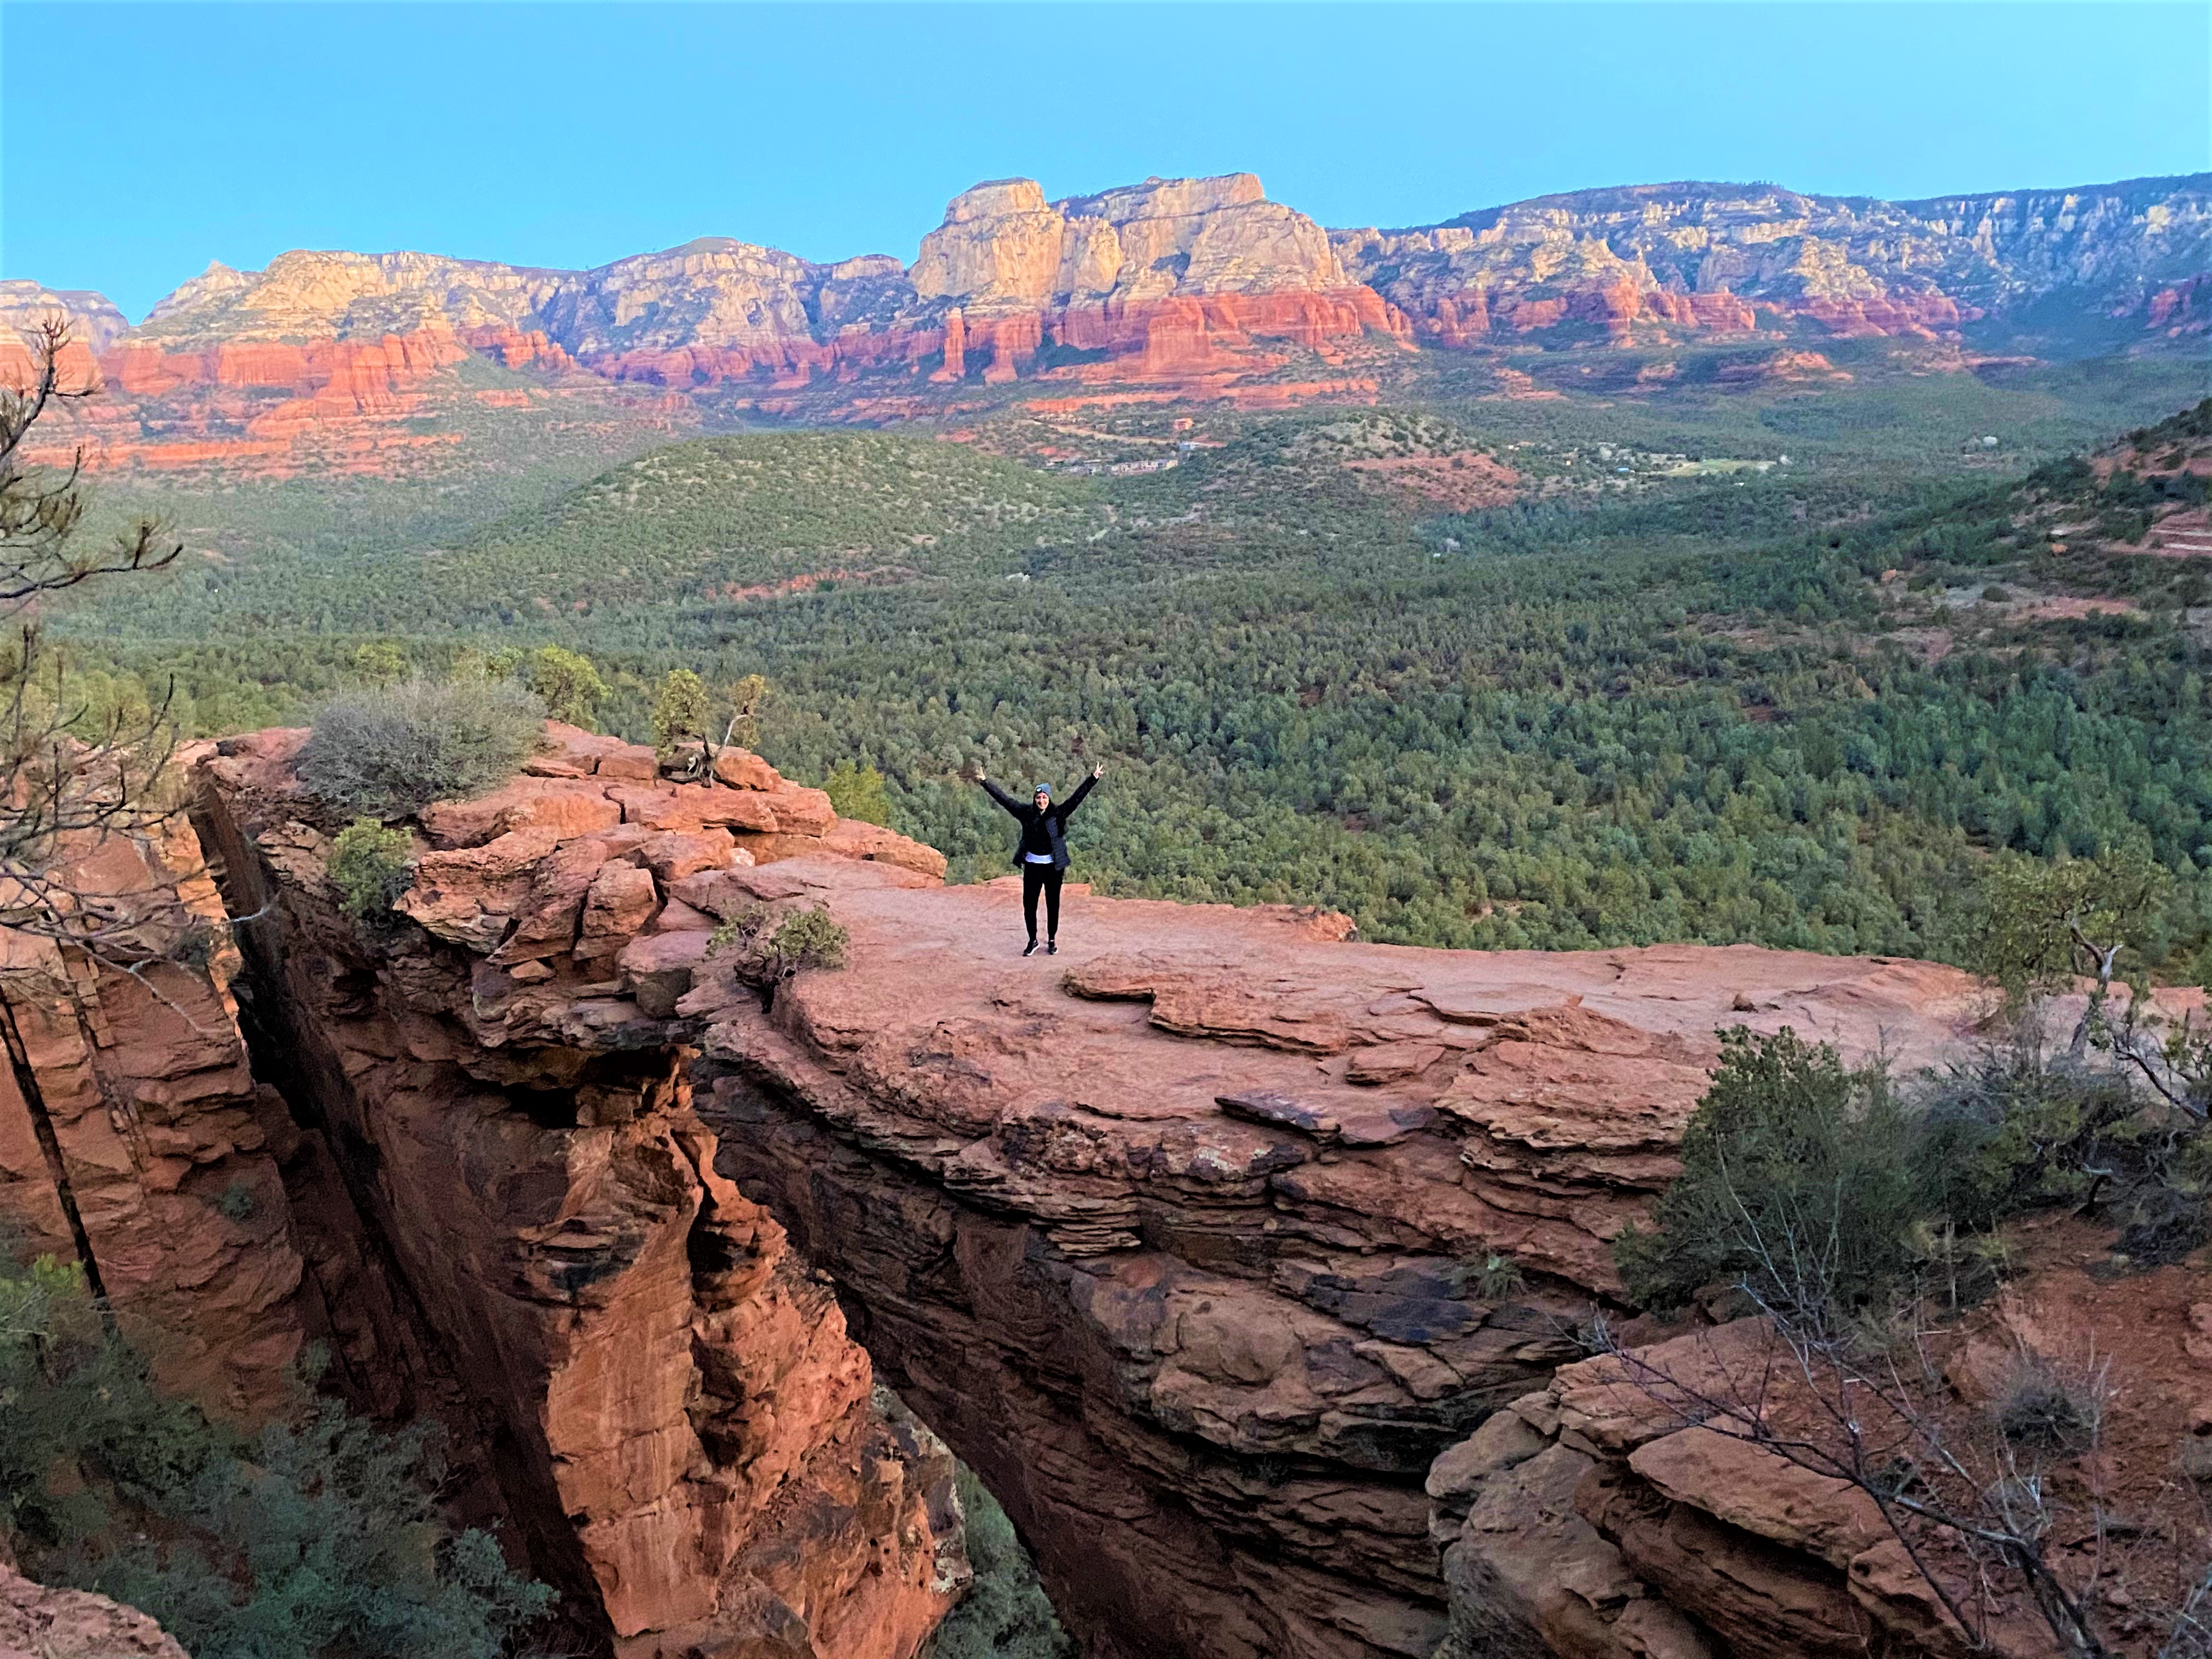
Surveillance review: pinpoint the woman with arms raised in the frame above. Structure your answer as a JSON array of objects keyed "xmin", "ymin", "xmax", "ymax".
[{"xmin": 977, "ymin": 763, "xmax": 1105, "ymax": 956}]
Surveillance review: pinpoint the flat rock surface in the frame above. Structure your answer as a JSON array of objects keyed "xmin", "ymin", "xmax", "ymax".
[{"xmin": 682, "ymin": 859, "xmax": 1991, "ymax": 1659}]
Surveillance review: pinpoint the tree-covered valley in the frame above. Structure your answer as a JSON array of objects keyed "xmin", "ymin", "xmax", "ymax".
[{"xmin": 54, "ymin": 351, "xmax": 2212, "ymax": 973}]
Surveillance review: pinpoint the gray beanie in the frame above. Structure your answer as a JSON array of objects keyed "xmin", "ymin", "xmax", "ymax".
[{"xmin": 1031, "ymin": 783, "xmax": 1051, "ymax": 797}]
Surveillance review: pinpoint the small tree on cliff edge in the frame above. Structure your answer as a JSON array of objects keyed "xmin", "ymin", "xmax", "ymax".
[
  {"xmin": 652, "ymin": 668, "xmax": 768, "ymax": 778},
  {"xmin": 0, "ymin": 319, "xmax": 188, "ymax": 973},
  {"xmin": 1959, "ymin": 847, "xmax": 2210, "ymax": 1118}
]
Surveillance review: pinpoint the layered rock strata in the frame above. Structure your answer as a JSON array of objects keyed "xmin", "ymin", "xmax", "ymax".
[
  {"xmin": 678, "ymin": 877, "xmax": 1982, "ymax": 1659},
  {"xmin": 1334, "ymin": 175, "xmax": 2212, "ymax": 348},
  {"xmin": 4, "ymin": 729, "xmax": 2098, "ymax": 1659},
  {"xmin": 209, "ymin": 731, "xmax": 2001, "ymax": 1658},
  {"xmin": 0, "ymin": 729, "xmax": 963, "ymax": 1659},
  {"xmin": 898, "ymin": 174, "xmax": 1410, "ymax": 386},
  {"xmin": 12, "ymin": 171, "xmax": 2205, "ymax": 475},
  {"xmin": 0, "ymin": 283, "xmax": 116, "ymax": 414},
  {"xmin": 1424, "ymin": 1251, "xmax": 2212, "ymax": 1659}
]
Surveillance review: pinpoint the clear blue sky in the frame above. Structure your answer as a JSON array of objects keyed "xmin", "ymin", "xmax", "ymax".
[{"xmin": 5, "ymin": 2, "xmax": 2207, "ymax": 319}]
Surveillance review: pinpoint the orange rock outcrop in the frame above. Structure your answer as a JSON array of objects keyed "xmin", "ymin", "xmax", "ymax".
[
  {"xmin": 0, "ymin": 727, "xmax": 960, "ymax": 1659},
  {"xmin": 7, "ymin": 725, "xmax": 2205, "ymax": 1658}
]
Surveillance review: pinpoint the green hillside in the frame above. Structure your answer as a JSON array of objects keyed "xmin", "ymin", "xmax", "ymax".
[
  {"xmin": 71, "ymin": 432, "xmax": 1108, "ymax": 640},
  {"xmin": 46, "ymin": 367, "xmax": 2212, "ymax": 972},
  {"xmin": 444, "ymin": 432, "xmax": 1110, "ymax": 613}
]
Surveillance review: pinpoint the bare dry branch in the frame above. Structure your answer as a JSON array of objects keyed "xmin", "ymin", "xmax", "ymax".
[{"xmin": 0, "ymin": 320, "xmax": 194, "ymax": 977}]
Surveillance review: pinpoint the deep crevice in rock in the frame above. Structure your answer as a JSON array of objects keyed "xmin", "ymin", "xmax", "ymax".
[
  {"xmin": 175, "ymin": 755, "xmax": 973, "ymax": 1659},
  {"xmin": 187, "ymin": 790, "xmax": 620, "ymax": 1654},
  {"xmin": 0, "ymin": 997, "xmax": 106, "ymax": 1302}
]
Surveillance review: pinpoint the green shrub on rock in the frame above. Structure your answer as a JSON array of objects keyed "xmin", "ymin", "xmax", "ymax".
[
  {"xmin": 764, "ymin": 906, "xmax": 849, "ymax": 978},
  {"xmin": 1614, "ymin": 1026, "xmax": 1931, "ymax": 1316},
  {"xmin": 296, "ymin": 679, "xmax": 544, "ymax": 817},
  {"xmin": 706, "ymin": 903, "xmax": 850, "ymax": 984},
  {"xmin": 326, "ymin": 819, "xmax": 415, "ymax": 922}
]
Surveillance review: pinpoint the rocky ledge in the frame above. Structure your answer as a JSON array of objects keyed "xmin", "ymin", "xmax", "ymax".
[
  {"xmin": 198, "ymin": 724, "xmax": 1997, "ymax": 1657},
  {"xmin": 13, "ymin": 725, "xmax": 2157, "ymax": 1659}
]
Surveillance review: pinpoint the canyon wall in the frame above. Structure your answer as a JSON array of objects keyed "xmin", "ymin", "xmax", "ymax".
[
  {"xmin": 0, "ymin": 809, "xmax": 307, "ymax": 1419},
  {"xmin": 12, "ymin": 170, "xmax": 2203, "ymax": 477},
  {"xmin": 165, "ymin": 730, "xmax": 1991, "ymax": 1659},
  {"xmin": 0, "ymin": 730, "xmax": 964, "ymax": 1659},
  {"xmin": 1334, "ymin": 176, "xmax": 2212, "ymax": 348},
  {"xmin": 7, "ymin": 735, "xmax": 2205, "ymax": 1657}
]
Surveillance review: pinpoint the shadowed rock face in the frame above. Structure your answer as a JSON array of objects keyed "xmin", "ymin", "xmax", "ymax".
[{"xmin": 1, "ymin": 731, "xmax": 2002, "ymax": 1658}]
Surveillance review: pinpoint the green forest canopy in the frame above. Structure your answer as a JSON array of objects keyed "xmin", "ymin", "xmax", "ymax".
[{"xmin": 52, "ymin": 362, "xmax": 2212, "ymax": 975}]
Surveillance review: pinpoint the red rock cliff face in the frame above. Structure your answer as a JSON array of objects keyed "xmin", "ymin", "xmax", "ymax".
[
  {"xmin": 0, "ymin": 731, "xmax": 965, "ymax": 1659},
  {"xmin": 900, "ymin": 174, "xmax": 1411, "ymax": 385},
  {"xmin": 0, "ymin": 811, "xmax": 309, "ymax": 1419},
  {"xmin": 676, "ymin": 872, "xmax": 1984, "ymax": 1658},
  {"xmin": 185, "ymin": 727, "xmax": 961, "ymax": 1658},
  {"xmin": 161, "ymin": 726, "xmax": 2000, "ymax": 1657},
  {"xmin": 208, "ymin": 729, "xmax": 2014, "ymax": 1658},
  {"xmin": 15, "ymin": 730, "xmax": 2135, "ymax": 1659}
]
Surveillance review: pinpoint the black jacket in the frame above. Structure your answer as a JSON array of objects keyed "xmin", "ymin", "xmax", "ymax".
[{"xmin": 981, "ymin": 775, "xmax": 1097, "ymax": 870}]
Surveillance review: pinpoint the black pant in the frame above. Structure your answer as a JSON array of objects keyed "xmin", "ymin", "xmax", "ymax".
[{"xmin": 1022, "ymin": 861, "xmax": 1063, "ymax": 942}]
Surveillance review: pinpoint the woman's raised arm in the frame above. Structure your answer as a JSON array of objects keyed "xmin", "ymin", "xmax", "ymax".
[{"xmin": 1058, "ymin": 764, "xmax": 1104, "ymax": 816}]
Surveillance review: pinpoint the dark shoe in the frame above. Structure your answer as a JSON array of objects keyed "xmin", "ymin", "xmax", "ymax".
[
  {"xmin": 1023, "ymin": 939, "xmax": 1040, "ymax": 957},
  {"xmin": 1047, "ymin": 940, "xmax": 1058, "ymax": 955}
]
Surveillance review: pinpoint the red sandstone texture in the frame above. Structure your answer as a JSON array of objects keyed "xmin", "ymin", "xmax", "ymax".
[
  {"xmin": 1, "ymin": 323, "xmax": 679, "ymax": 481},
  {"xmin": 670, "ymin": 868, "xmax": 2002, "ymax": 1659},
  {"xmin": 2145, "ymin": 274, "xmax": 2208, "ymax": 335},
  {"xmin": 0, "ymin": 1561, "xmax": 188, "ymax": 1659},
  {"xmin": 186, "ymin": 725, "xmax": 957, "ymax": 1658},
  {"xmin": 9, "ymin": 727, "xmax": 2204, "ymax": 1658},
  {"xmin": 163, "ymin": 726, "xmax": 2009, "ymax": 1658},
  {"xmin": 0, "ymin": 728, "xmax": 960, "ymax": 1659},
  {"xmin": 184, "ymin": 729, "xmax": 2062, "ymax": 1659},
  {"xmin": 1429, "ymin": 1226, "xmax": 2212, "ymax": 1659},
  {"xmin": 0, "ymin": 812, "xmax": 308, "ymax": 1419}
]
